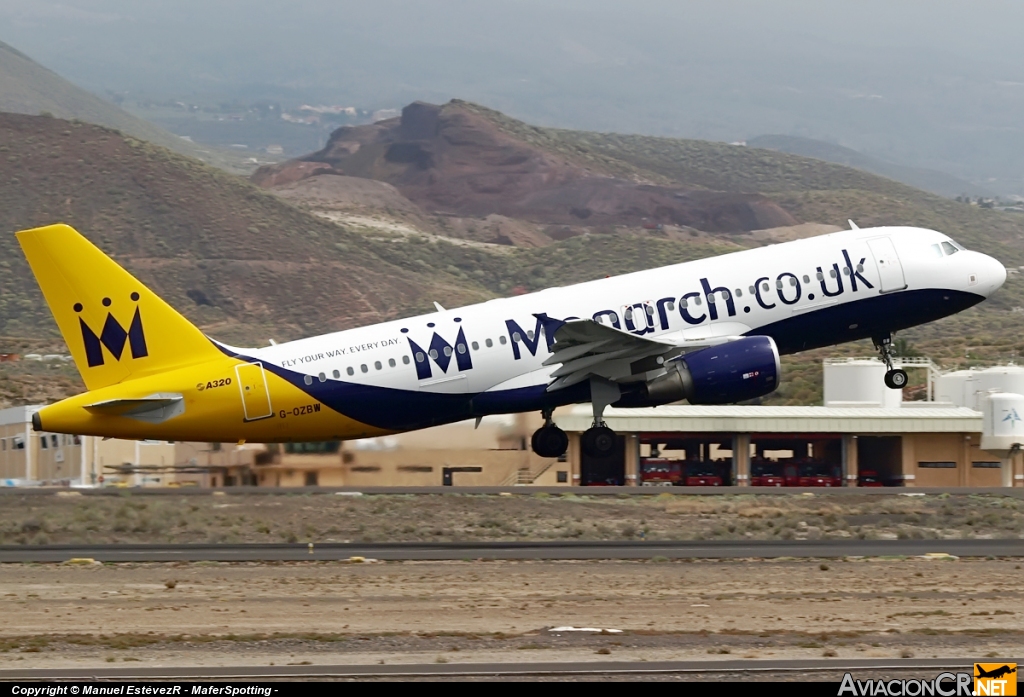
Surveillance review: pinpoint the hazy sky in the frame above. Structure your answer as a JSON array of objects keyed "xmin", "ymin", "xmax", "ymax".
[{"xmin": 4, "ymin": 1, "xmax": 1024, "ymax": 191}]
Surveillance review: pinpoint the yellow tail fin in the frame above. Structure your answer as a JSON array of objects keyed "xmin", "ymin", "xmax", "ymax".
[{"xmin": 16, "ymin": 223, "xmax": 222, "ymax": 391}]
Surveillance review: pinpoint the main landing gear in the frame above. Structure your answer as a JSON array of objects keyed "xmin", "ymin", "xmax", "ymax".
[
  {"xmin": 531, "ymin": 408, "xmax": 569, "ymax": 458},
  {"xmin": 580, "ymin": 377, "xmax": 621, "ymax": 458},
  {"xmin": 874, "ymin": 333, "xmax": 908, "ymax": 390}
]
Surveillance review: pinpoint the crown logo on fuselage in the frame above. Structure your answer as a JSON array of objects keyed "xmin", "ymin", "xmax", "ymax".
[{"xmin": 75, "ymin": 292, "xmax": 148, "ymax": 367}]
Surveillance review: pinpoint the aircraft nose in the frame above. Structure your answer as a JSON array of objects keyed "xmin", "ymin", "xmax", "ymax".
[{"xmin": 976, "ymin": 252, "xmax": 1007, "ymax": 296}]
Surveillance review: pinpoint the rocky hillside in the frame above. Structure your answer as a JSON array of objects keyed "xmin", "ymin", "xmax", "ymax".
[
  {"xmin": 254, "ymin": 101, "xmax": 797, "ymax": 233},
  {"xmin": 0, "ymin": 112, "xmax": 485, "ymax": 349}
]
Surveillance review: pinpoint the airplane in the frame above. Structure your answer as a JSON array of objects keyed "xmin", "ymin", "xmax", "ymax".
[
  {"xmin": 976, "ymin": 665, "xmax": 1016, "ymax": 680},
  {"xmin": 17, "ymin": 222, "xmax": 1006, "ymax": 459}
]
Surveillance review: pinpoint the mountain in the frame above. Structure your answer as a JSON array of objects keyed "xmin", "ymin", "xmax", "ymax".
[
  {"xmin": 747, "ymin": 135, "xmax": 993, "ymax": 199},
  {"xmin": 254, "ymin": 101, "xmax": 798, "ymax": 234},
  {"xmin": 0, "ymin": 39, "xmax": 252, "ymax": 173}
]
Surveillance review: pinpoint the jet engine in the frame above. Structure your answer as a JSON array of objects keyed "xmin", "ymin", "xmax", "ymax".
[{"xmin": 628, "ymin": 335, "xmax": 780, "ymax": 406}]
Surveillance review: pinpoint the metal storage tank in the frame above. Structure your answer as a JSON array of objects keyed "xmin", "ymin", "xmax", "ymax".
[
  {"xmin": 823, "ymin": 359, "xmax": 902, "ymax": 408},
  {"xmin": 935, "ymin": 370, "xmax": 974, "ymax": 408},
  {"xmin": 935, "ymin": 366, "xmax": 1024, "ymax": 409},
  {"xmin": 979, "ymin": 391, "xmax": 1024, "ymax": 486}
]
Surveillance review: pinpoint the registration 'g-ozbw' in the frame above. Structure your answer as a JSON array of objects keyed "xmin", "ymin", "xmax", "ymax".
[{"xmin": 17, "ymin": 223, "xmax": 1006, "ymax": 458}]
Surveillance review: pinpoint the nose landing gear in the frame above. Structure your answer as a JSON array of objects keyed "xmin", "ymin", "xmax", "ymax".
[{"xmin": 874, "ymin": 334, "xmax": 908, "ymax": 390}]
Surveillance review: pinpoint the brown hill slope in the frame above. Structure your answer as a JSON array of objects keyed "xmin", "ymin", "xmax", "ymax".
[
  {"xmin": 0, "ymin": 40, "xmax": 260, "ymax": 174},
  {"xmin": 0, "ymin": 113, "xmax": 484, "ymax": 347},
  {"xmin": 254, "ymin": 101, "xmax": 797, "ymax": 233}
]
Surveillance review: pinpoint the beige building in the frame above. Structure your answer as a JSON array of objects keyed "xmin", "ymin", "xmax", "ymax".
[
  {"xmin": 0, "ymin": 405, "xmax": 258, "ymax": 487},
  {"xmin": 553, "ymin": 404, "xmax": 1023, "ymax": 487},
  {"xmin": 251, "ymin": 413, "xmax": 568, "ymax": 487}
]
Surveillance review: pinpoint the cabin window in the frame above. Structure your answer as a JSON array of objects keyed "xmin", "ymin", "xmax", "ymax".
[
  {"xmin": 347, "ymin": 367, "xmax": 355, "ymax": 376},
  {"xmin": 415, "ymin": 352, "xmax": 425, "ymax": 362},
  {"xmin": 707, "ymin": 293, "xmax": 716, "ymax": 303},
  {"xmin": 748, "ymin": 286, "xmax": 755, "ymax": 294},
  {"xmin": 843, "ymin": 267, "xmax": 851, "ymax": 275},
  {"xmin": 776, "ymin": 279, "xmax": 783, "ymax": 289},
  {"xmin": 318, "ymin": 372, "xmax": 326, "ymax": 382},
  {"xmin": 734, "ymin": 289, "xmax": 742, "ymax": 298},
  {"xmin": 694, "ymin": 296, "xmax": 702, "ymax": 306},
  {"xmin": 816, "ymin": 272, "xmax": 824, "ymax": 281},
  {"xmin": 360, "ymin": 364, "xmax": 368, "ymax": 373},
  {"xmin": 499, "ymin": 336, "xmax": 507, "ymax": 345},
  {"xmin": 485, "ymin": 338, "xmax": 493, "ymax": 348},
  {"xmin": 666, "ymin": 301, "xmax": 675, "ymax": 311},
  {"xmin": 471, "ymin": 341, "xmax": 479, "ymax": 350},
  {"xmin": 429, "ymin": 349, "xmax": 438, "ymax": 360},
  {"xmin": 333, "ymin": 369, "xmax": 340, "ymax": 379},
  {"xmin": 624, "ymin": 308, "xmax": 633, "ymax": 320},
  {"xmin": 303, "ymin": 375, "xmax": 313, "ymax": 385},
  {"xmin": 941, "ymin": 241, "xmax": 958, "ymax": 255},
  {"xmin": 457, "ymin": 343, "xmax": 466, "ymax": 354},
  {"xmin": 789, "ymin": 277, "xmax": 797, "ymax": 286},
  {"xmin": 512, "ymin": 332, "xmax": 521, "ymax": 342},
  {"xmin": 374, "ymin": 361, "xmax": 382, "ymax": 370},
  {"xmin": 761, "ymin": 282, "xmax": 769, "ymax": 292},
  {"xmin": 829, "ymin": 269, "xmax": 837, "ymax": 278},
  {"xmin": 857, "ymin": 264, "xmax": 865, "ymax": 272},
  {"xmin": 802, "ymin": 275, "xmax": 810, "ymax": 283},
  {"xmin": 402, "ymin": 356, "xmax": 410, "ymax": 365},
  {"xmin": 721, "ymin": 290, "xmax": 731, "ymax": 301},
  {"xmin": 528, "ymin": 330, "xmax": 535, "ymax": 339},
  {"xmin": 388, "ymin": 358, "xmax": 396, "ymax": 368},
  {"xmin": 443, "ymin": 346, "xmax": 452, "ymax": 357}
]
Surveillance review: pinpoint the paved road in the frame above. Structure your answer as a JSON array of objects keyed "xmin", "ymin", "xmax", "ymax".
[
  {"xmin": 2, "ymin": 486, "xmax": 1023, "ymax": 497},
  {"xmin": 0, "ymin": 657, "xmax": 1005, "ymax": 680},
  {"xmin": 0, "ymin": 538, "xmax": 1020, "ymax": 563}
]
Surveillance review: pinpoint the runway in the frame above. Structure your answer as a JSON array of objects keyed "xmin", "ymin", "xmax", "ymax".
[
  {"xmin": 0, "ymin": 538, "xmax": 1020, "ymax": 562},
  {"xmin": 0, "ymin": 657, "xmax": 1001, "ymax": 680}
]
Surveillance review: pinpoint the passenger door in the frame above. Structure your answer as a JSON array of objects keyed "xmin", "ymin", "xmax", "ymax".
[
  {"xmin": 235, "ymin": 362, "xmax": 273, "ymax": 421},
  {"xmin": 867, "ymin": 237, "xmax": 908, "ymax": 293}
]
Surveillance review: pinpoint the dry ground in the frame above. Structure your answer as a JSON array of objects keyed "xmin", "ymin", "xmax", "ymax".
[
  {"xmin": 0, "ymin": 558, "xmax": 1021, "ymax": 670},
  {"xmin": 1, "ymin": 491, "xmax": 1022, "ymax": 545}
]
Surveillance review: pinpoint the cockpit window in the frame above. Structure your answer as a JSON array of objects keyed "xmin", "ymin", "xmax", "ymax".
[
  {"xmin": 928, "ymin": 243, "xmax": 943, "ymax": 258},
  {"xmin": 941, "ymin": 241, "xmax": 959, "ymax": 256}
]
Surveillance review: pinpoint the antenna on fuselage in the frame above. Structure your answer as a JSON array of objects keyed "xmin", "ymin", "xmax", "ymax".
[
  {"xmin": 848, "ymin": 219, "xmax": 860, "ymax": 230},
  {"xmin": 433, "ymin": 301, "xmax": 446, "ymax": 312}
]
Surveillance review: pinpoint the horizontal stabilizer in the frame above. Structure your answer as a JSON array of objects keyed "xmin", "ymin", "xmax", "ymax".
[{"xmin": 84, "ymin": 393, "xmax": 185, "ymax": 424}]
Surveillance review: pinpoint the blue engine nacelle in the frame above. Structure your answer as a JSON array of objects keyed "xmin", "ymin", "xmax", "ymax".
[{"xmin": 631, "ymin": 336, "xmax": 780, "ymax": 406}]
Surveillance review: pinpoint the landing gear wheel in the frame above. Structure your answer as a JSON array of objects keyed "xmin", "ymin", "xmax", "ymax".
[
  {"xmin": 581, "ymin": 425, "xmax": 617, "ymax": 458},
  {"xmin": 531, "ymin": 425, "xmax": 569, "ymax": 458},
  {"xmin": 884, "ymin": 368, "xmax": 908, "ymax": 390}
]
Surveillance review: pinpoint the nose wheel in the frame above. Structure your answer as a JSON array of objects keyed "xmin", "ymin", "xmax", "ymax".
[{"xmin": 874, "ymin": 333, "xmax": 908, "ymax": 390}]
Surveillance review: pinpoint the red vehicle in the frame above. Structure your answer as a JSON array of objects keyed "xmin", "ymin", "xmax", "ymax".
[
  {"xmin": 683, "ymin": 461, "xmax": 723, "ymax": 487},
  {"xmin": 858, "ymin": 469, "xmax": 884, "ymax": 487},
  {"xmin": 750, "ymin": 461, "xmax": 785, "ymax": 487},
  {"xmin": 796, "ymin": 462, "xmax": 842, "ymax": 487},
  {"xmin": 640, "ymin": 459, "xmax": 683, "ymax": 486}
]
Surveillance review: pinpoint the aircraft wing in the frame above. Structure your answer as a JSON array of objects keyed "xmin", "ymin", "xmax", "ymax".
[{"xmin": 542, "ymin": 318, "xmax": 743, "ymax": 392}]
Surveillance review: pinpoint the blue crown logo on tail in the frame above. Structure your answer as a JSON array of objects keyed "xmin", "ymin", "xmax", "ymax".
[{"xmin": 76, "ymin": 292, "xmax": 149, "ymax": 367}]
